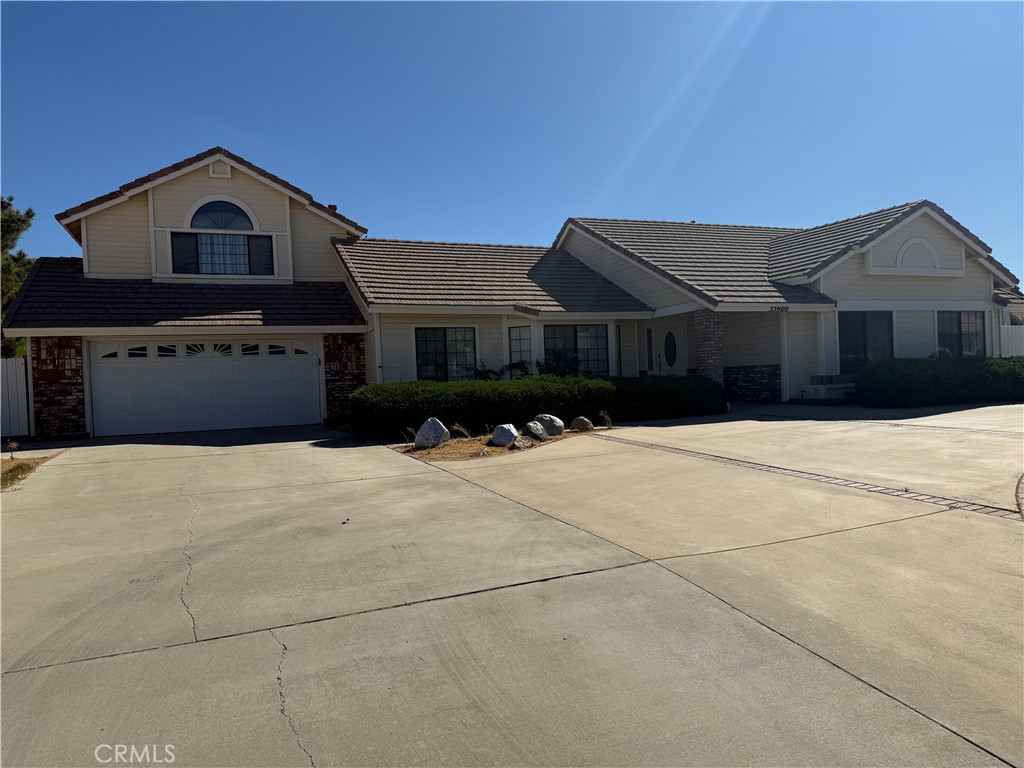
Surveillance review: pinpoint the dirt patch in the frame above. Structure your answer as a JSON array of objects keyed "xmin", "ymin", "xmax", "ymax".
[
  {"xmin": 395, "ymin": 433, "xmax": 574, "ymax": 462},
  {"xmin": 1, "ymin": 456, "xmax": 53, "ymax": 491}
]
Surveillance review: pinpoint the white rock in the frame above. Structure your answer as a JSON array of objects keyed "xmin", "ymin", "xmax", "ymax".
[
  {"xmin": 414, "ymin": 417, "xmax": 450, "ymax": 449},
  {"xmin": 534, "ymin": 414, "xmax": 565, "ymax": 436},
  {"xmin": 491, "ymin": 424, "xmax": 518, "ymax": 447},
  {"xmin": 523, "ymin": 420, "xmax": 549, "ymax": 442}
]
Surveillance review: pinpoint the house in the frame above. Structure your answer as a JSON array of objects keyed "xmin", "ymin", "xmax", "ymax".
[{"xmin": 4, "ymin": 147, "xmax": 1022, "ymax": 438}]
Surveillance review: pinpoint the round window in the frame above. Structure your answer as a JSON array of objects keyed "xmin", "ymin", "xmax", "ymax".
[{"xmin": 664, "ymin": 332, "xmax": 677, "ymax": 367}]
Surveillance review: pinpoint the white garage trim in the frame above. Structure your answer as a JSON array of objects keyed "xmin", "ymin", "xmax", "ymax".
[{"xmin": 14, "ymin": 325, "xmax": 365, "ymax": 337}]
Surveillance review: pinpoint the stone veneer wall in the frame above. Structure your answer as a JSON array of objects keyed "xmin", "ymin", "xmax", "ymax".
[
  {"xmin": 324, "ymin": 333, "xmax": 366, "ymax": 424},
  {"xmin": 693, "ymin": 309, "xmax": 724, "ymax": 385},
  {"xmin": 724, "ymin": 364, "xmax": 782, "ymax": 403},
  {"xmin": 31, "ymin": 336, "xmax": 87, "ymax": 437}
]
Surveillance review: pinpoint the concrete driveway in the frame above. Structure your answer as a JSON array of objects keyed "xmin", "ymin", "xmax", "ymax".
[{"xmin": 2, "ymin": 407, "xmax": 1021, "ymax": 767}]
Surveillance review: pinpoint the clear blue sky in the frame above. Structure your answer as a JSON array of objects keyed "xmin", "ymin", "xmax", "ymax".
[{"xmin": 3, "ymin": 2, "xmax": 1022, "ymax": 277}]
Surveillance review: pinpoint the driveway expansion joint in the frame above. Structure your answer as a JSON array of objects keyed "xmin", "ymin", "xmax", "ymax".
[
  {"xmin": 593, "ymin": 433, "xmax": 1023, "ymax": 521},
  {"xmin": 268, "ymin": 629, "xmax": 316, "ymax": 768}
]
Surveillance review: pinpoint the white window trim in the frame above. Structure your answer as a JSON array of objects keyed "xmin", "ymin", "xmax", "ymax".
[
  {"xmin": 896, "ymin": 238, "xmax": 940, "ymax": 268},
  {"xmin": 410, "ymin": 324, "xmax": 481, "ymax": 382},
  {"xmin": 184, "ymin": 194, "xmax": 262, "ymax": 231},
  {"xmin": 208, "ymin": 161, "xmax": 232, "ymax": 179},
  {"xmin": 164, "ymin": 227, "xmax": 280, "ymax": 279}
]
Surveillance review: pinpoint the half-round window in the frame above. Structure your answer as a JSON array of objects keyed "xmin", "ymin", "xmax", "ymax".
[
  {"xmin": 191, "ymin": 201, "xmax": 253, "ymax": 230},
  {"xmin": 664, "ymin": 332, "xmax": 677, "ymax": 367}
]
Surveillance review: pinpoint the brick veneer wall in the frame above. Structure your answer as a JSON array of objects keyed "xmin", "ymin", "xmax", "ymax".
[
  {"xmin": 724, "ymin": 364, "xmax": 782, "ymax": 403},
  {"xmin": 324, "ymin": 333, "xmax": 366, "ymax": 424},
  {"xmin": 31, "ymin": 336, "xmax": 87, "ymax": 437},
  {"xmin": 693, "ymin": 309, "xmax": 724, "ymax": 385}
]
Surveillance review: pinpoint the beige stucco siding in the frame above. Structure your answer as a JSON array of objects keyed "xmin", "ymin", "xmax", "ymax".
[
  {"xmin": 785, "ymin": 313, "xmax": 818, "ymax": 400},
  {"xmin": 151, "ymin": 165, "xmax": 288, "ymax": 232},
  {"xmin": 378, "ymin": 314, "xmax": 504, "ymax": 382},
  {"xmin": 562, "ymin": 229, "xmax": 688, "ymax": 310},
  {"xmin": 84, "ymin": 193, "xmax": 151, "ymax": 277},
  {"xmin": 823, "ymin": 255, "xmax": 992, "ymax": 302},
  {"xmin": 290, "ymin": 202, "xmax": 349, "ymax": 281},
  {"xmin": 870, "ymin": 215, "xmax": 965, "ymax": 270},
  {"xmin": 722, "ymin": 313, "xmax": 781, "ymax": 367},
  {"xmin": 894, "ymin": 311, "xmax": 936, "ymax": 358}
]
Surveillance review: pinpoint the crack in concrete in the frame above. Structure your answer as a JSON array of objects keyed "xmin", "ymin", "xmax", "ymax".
[
  {"xmin": 179, "ymin": 496, "xmax": 199, "ymax": 642},
  {"xmin": 268, "ymin": 630, "xmax": 316, "ymax": 768}
]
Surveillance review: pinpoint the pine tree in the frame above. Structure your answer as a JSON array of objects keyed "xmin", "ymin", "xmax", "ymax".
[{"xmin": 2, "ymin": 195, "xmax": 36, "ymax": 357}]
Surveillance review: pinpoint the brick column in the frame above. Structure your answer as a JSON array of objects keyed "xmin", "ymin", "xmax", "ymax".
[
  {"xmin": 693, "ymin": 309, "xmax": 724, "ymax": 385},
  {"xmin": 323, "ymin": 333, "xmax": 366, "ymax": 424},
  {"xmin": 31, "ymin": 336, "xmax": 86, "ymax": 437}
]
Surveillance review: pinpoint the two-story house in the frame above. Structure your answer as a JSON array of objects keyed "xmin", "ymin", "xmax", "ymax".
[{"xmin": 4, "ymin": 147, "xmax": 1022, "ymax": 437}]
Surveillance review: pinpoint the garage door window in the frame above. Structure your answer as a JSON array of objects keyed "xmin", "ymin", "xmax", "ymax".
[
  {"xmin": 186, "ymin": 343, "xmax": 206, "ymax": 357},
  {"xmin": 127, "ymin": 345, "xmax": 148, "ymax": 359},
  {"xmin": 241, "ymin": 343, "xmax": 260, "ymax": 356},
  {"xmin": 213, "ymin": 343, "xmax": 233, "ymax": 357},
  {"xmin": 157, "ymin": 344, "xmax": 178, "ymax": 358}
]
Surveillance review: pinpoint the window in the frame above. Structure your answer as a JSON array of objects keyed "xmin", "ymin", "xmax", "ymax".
[
  {"xmin": 212, "ymin": 343, "xmax": 233, "ymax": 357},
  {"xmin": 268, "ymin": 344, "xmax": 287, "ymax": 356},
  {"xmin": 543, "ymin": 324, "xmax": 609, "ymax": 377},
  {"xmin": 127, "ymin": 345, "xmax": 148, "ymax": 359},
  {"xmin": 96, "ymin": 344, "xmax": 118, "ymax": 359},
  {"xmin": 293, "ymin": 341, "xmax": 312, "ymax": 356},
  {"xmin": 171, "ymin": 201, "xmax": 274, "ymax": 276},
  {"xmin": 938, "ymin": 311, "xmax": 986, "ymax": 358},
  {"xmin": 185, "ymin": 343, "xmax": 206, "ymax": 357},
  {"xmin": 157, "ymin": 344, "xmax": 178, "ymax": 358},
  {"xmin": 664, "ymin": 332, "xmax": 677, "ymax": 367},
  {"xmin": 241, "ymin": 343, "xmax": 260, "ymax": 356},
  {"xmin": 508, "ymin": 326, "xmax": 531, "ymax": 377},
  {"xmin": 838, "ymin": 312, "xmax": 893, "ymax": 374},
  {"xmin": 415, "ymin": 327, "xmax": 476, "ymax": 381}
]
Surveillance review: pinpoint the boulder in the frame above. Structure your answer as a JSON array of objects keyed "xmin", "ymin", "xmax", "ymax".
[
  {"xmin": 523, "ymin": 420, "xmax": 549, "ymax": 442},
  {"xmin": 570, "ymin": 416, "xmax": 594, "ymax": 432},
  {"xmin": 414, "ymin": 417, "xmax": 450, "ymax": 449},
  {"xmin": 510, "ymin": 436, "xmax": 534, "ymax": 450},
  {"xmin": 534, "ymin": 414, "xmax": 564, "ymax": 436},
  {"xmin": 491, "ymin": 423, "xmax": 518, "ymax": 447}
]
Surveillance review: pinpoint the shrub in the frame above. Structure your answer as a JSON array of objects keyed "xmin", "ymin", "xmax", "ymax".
[
  {"xmin": 350, "ymin": 374, "xmax": 726, "ymax": 441},
  {"xmin": 855, "ymin": 357, "xmax": 1024, "ymax": 408}
]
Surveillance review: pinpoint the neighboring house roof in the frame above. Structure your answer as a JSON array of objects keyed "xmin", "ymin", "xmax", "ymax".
[
  {"xmin": 994, "ymin": 284, "xmax": 1024, "ymax": 307},
  {"xmin": 55, "ymin": 146, "xmax": 367, "ymax": 235},
  {"xmin": 333, "ymin": 238, "xmax": 652, "ymax": 314},
  {"xmin": 3, "ymin": 258, "xmax": 366, "ymax": 330},
  {"xmin": 562, "ymin": 218, "xmax": 835, "ymax": 307},
  {"xmin": 767, "ymin": 199, "xmax": 998, "ymax": 282}
]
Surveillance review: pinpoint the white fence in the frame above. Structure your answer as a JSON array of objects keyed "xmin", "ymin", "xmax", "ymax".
[
  {"xmin": 1000, "ymin": 325, "xmax": 1024, "ymax": 358},
  {"xmin": 2, "ymin": 357, "xmax": 30, "ymax": 438}
]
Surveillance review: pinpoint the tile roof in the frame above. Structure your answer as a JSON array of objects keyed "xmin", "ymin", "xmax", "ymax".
[
  {"xmin": 2, "ymin": 258, "xmax": 366, "ymax": 330},
  {"xmin": 55, "ymin": 146, "xmax": 366, "ymax": 234},
  {"xmin": 333, "ymin": 238, "xmax": 652, "ymax": 314},
  {"xmin": 767, "ymin": 200, "xmax": 993, "ymax": 281},
  {"xmin": 565, "ymin": 218, "xmax": 834, "ymax": 307},
  {"xmin": 993, "ymin": 285, "xmax": 1024, "ymax": 306}
]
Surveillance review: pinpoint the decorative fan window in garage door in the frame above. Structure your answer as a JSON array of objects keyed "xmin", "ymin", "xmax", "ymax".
[{"xmin": 171, "ymin": 201, "xmax": 274, "ymax": 276}]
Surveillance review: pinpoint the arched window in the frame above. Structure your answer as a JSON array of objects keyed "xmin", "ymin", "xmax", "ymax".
[
  {"xmin": 191, "ymin": 201, "xmax": 253, "ymax": 231},
  {"xmin": 172, "ymin": 200, "xmax": 273, "ymax": 276}
]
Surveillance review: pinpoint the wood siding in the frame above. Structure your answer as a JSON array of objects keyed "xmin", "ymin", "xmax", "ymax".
[
  {"xmin": 562, "ymin": 229, "xmax": 686, "ymax": 309},
  {"xmin": 290, "ymin": 201, "xmax": 349, "ymax": 282},
  {"xmin": 618, "ymin": 320, "xmax": 638, "ymax": 376},
  {"xmin": 823, "ymin": 254, "xmax": 992, "ymax": 301},
  {"xmin": 84, "ymin": 193, "xmax": 152, "ymax": 277},
  {"xmin": 870, "ymin": 215, "xmax": 966, "ymax": 270},
  {"xmin": 151, "ymin": 165, "xmax": 288, "ymax": 231},
  {"xmin": 722, "ymin": 313, "xmax": 781, "ymax": 367},
  {"xmin": 377, "ymin": 314, "xmax": 504, "ymax": 383}
]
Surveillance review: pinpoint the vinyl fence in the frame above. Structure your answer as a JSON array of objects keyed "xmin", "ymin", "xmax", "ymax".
[
  {"xmin": 2, "ymin": 357, "xmax": 30, "ymax": 438},
  {"xmin": 1000, "ymin": 325, "xmax": 1024, "ymax": 358}
]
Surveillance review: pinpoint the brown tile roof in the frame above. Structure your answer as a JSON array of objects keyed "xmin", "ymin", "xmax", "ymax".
[
  {"xmin": 2, "ymin": 258, "xmax": 366, "ymax": 330},
  {"xmin": 994, "ymin": 285, "xmax": 1024, "ymax": 306},
  {"xmin": 333, "ymin": 238, "xmax": 652, "ymax": 314},
  {"xmin": 55, "ymin": 146, "xmax": 366, "ymax": 234},
  {"xmin": 563, "ymin": 218, "xmax": 833, "ymax": 307},
  {"xmin": 767, "ymin": 200, "xmax": 996, "ymax": 281}
]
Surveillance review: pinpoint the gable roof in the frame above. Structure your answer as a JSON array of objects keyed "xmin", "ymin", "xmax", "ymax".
[
  {"xmin": 562, "ymin": 218, "xmax": 835, "ymax": 307},
  {"xmin": 3, "ymin": 258, "xmax": 366, "ymax": 331},
  {"xmin": 55, "ymin": 146, "xmax": 366, "ymax": 237},
  {"xmin": 767, "ymin": 199, "xmax": 998, "ymax": 282},
  {"xmin": 993, "ymin": 284, "xmax": 1024, "ymax": 307},
  {"xmin": 333, "ymin": 238, "xmax": 652, "ymax": 315}
]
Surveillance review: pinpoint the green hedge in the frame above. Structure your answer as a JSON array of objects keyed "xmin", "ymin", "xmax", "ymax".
[
  {"xmin": 350, "ymin": 374, "xmax": 727, "ymax": 441},
  {"xmin": 856, "ymin": 357, "xmax": 1024, "ymax": 408}
]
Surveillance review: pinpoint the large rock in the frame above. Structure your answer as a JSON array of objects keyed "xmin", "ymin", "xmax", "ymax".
[
  {"xmin": 414, "ymin": 417, "xmax": 450, "ymax": 449},
  {"xmin": 510, "ymin": 436, "xmax": 534, "ymax": 450},
  {"xmin": 523, "ymin": 420, "xmax": 549, "ymax": 442},
  {"xmin": 570, "ymin": 416, "xmax": 594, "ymax": 432},
  {"xmin": 534, "ymin": 414, "xmax": 564, "ymax": 436},
  {"xmin": 491, "ymin": 424, "xmax": 518, "ymax": 447}
]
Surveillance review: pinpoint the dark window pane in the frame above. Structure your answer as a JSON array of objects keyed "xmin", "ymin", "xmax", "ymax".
[
  {"xmin": 962, "ymin": 311, "xmax": 985, "ymax": 358},
  {"xmin": 191, "ymin": 201, "xmax": 253, "ymax": 230},
  {"xmin": 839, "ymin": 312, "xmax": 891, "ymax": 374},
  {"xmin": 171, "ymin": 233, "xmax": 199, "ymax": 274},
  {"xmin": 198, "ymin": 233, "xmax": 248, "ymax": 274},
  {"xmin": 544, "ymin": 325, "xmax": 578, "ymax": 375},
  {"xmin": 664, "ymin": 332, "xmax": 677, "ymax": 367},
  {"xmin": 509, "ymin": 326, "xmax": 531, "ymax": 377},
  {"xmin": 248, "ymin": 236, "xmax": 274, "ymax": 275},
  {"xmin": 576, "ymin": 325, "xmax": 608, "ymax": 377},
  {"xmin": 937, "ymin": 311, "xmax": 961, "ymax": 358}
]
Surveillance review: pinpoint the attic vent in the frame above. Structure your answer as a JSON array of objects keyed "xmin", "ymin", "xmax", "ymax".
[{"xmin": 209, "ymin": 160, "xmax": 231, "ymax": 179}]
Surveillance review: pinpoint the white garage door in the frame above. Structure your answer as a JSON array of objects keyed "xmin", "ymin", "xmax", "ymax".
[{"xmin": 89, "ymin": 339, "xmax": 322, "ymax": 437}]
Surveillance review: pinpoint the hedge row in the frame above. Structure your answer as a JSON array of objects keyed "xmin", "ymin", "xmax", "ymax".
[
  {"xmin": 856, "ymin": 357, "xmax": 1024, "ymax": 408},
  {"xmin": 350, "ymin": 374, "xmax": 727, "ymax": 441}
]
